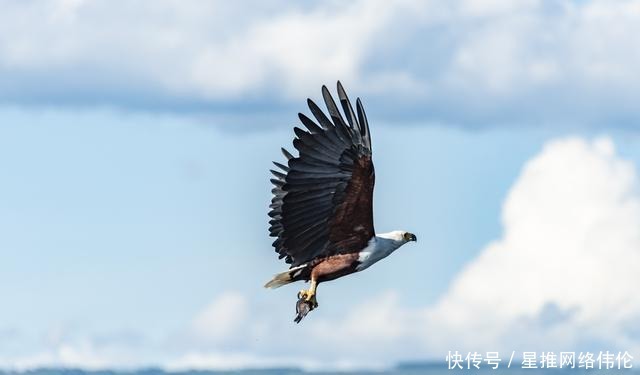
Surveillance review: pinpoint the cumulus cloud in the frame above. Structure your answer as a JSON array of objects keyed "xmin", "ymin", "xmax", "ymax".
[
  {"xmin": 0, "ymin": 326, "xmax": 157, "ymax": 370},
  {"xmin": 165, "ymin": 352, "xmax": 283, "ymax": 372},
  {"xmin": 0, "ymin": 0, "xmax": 402, "ymax": 107},
  {"xmin": 1, "ymin": 0, "xmax": 640, "ymax": 128},
  {"xmin": 0, "ymin": 343, "xmax": 135, "ymax": 371},
  {"xmin": 421, "ymin": 136, "xmax": 640, "ymax": 354},
  {"xmin": 189, "ymin": 291, "xmax": 248, "ymax": 344}
]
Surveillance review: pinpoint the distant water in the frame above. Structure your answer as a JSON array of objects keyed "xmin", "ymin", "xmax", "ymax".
[{"xmin": 0, "ymin": 367, "xmax": 635, "ymax": 375}]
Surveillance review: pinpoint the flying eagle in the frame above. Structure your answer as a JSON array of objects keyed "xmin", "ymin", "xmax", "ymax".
[{"xmin": 265, "ymin": 82, "xmax": 416, "ymax": 323}]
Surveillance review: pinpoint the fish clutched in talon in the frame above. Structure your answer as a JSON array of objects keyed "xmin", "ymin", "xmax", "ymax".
[
  {"xmin": 264, "ymin": 82, "xmax": 417, "ymax": 324},
  {"xmin": 294, "ymin": 282, "xmax": 318, "ymax": 323},
  {"xmin": 294, "ymin": 289, "xmax": 317, "ymax": 323}
]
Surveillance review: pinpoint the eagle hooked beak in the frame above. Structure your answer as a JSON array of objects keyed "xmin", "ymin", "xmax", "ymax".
[{"xmin": 408, "ymin": 233, "xmax": 417, "ymax": 242}]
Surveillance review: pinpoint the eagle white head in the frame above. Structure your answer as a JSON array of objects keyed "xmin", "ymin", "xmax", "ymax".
[{"xmin": 378, "ymin": 230, "xmax": 418, "ymax": 244}]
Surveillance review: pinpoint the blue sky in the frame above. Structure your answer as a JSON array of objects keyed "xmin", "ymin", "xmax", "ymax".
[{"xmin": 1, "ymin": 0, "xmax": 640, "ymax": 370}]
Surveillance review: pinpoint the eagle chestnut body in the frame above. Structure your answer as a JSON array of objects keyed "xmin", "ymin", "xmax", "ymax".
[{"xmin": 265, "ymin": 82, "xmax": 416, "ymax": 323}]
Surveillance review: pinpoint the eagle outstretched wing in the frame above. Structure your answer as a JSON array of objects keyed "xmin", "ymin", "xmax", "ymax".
[{"xmin": 268, "ymin": 82, "xmax": 375, "ymax": 267}]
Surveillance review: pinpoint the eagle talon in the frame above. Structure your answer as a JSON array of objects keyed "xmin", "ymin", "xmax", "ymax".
[
  {"xmin": 303, "ymin": 291, "xmax": 318, "ymax": 308},
  {"xmin": 296, "ymin": 290, "xmax": 318, "ymax": 309}
]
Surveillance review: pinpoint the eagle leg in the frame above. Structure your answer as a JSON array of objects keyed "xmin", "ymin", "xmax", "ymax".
[{"xmin": 298, "ymin": 280, "xmax": 319, "ymax": 308}]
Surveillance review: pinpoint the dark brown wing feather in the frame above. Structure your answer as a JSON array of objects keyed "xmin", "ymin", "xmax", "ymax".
[{"xmin": 269, "ymin": 82, "xmax": 375, "ymax": 267}]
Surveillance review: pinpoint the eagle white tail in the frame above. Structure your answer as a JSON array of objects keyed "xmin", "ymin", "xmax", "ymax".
[
  {"xmin": 264, "ymin": 265, "xmax": 306, "ymax": 289},
  {"xmin": 264, "ymin": 271, "xmax": 293, "ymax": 289}
]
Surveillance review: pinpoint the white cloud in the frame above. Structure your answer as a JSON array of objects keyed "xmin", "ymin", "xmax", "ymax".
[
  {"xmin": 0, "ymin": 344, "xmax": 125, "ymax": 371},
  {"xmin": 190, "ymin": 291, "xmax": 248, "ymax": 343},
  {"xmin": 174, "ymin": 290, "xmax": 422, "ymax": 370},
  {"xmin": 0, "ymin": 0, "xmax": 406, "ymax": 100},
  {"xmin": 311, "ymin": 291, "xmax": 409, "ymax": 344},
  {"xmin": 165, "ymin": 350, "xmax": 382, "ymax": 372},
  {"xmin": 165, "ymin": 352, "xmax": 290, "ymax": 371},
  {"xmin": 164, "ymin": 351, "xmax": 337, "ymax": 372},
  {"xmin": 1, "ymin": 0, "xmax": 640, "ymax": 127},
  {"xmin": 421, "ymin": 136, "xmax": 640, "ymax": 354}
]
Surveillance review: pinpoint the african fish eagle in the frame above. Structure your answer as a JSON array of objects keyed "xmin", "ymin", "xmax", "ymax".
[{"xmin": 265, "ymin": 82, "xmax": 417, "ymax": 323}]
